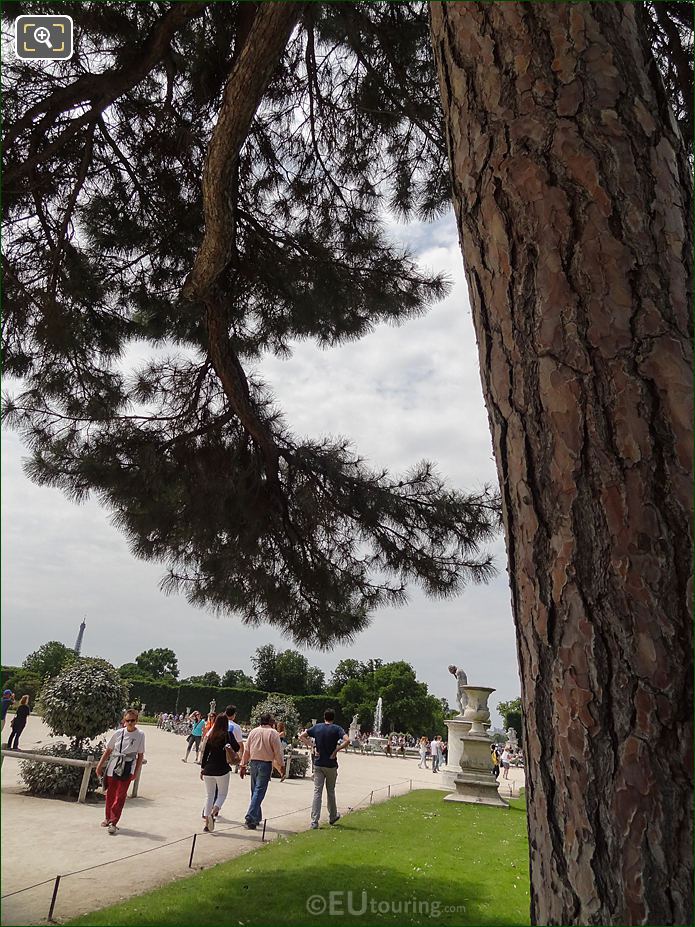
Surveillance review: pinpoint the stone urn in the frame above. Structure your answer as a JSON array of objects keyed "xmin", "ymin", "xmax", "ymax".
[
  {"xmin": 444, "ymin": 684, "xmax": 508, "ymax": 809},
  {"xmin": 461, "ymin": 686, "xmax": 495, "ymax": 734}
]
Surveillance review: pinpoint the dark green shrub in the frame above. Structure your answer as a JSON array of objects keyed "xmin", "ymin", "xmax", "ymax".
[
  {"xmin": 287, "ymin": 751, "xmax": 309, "ymax": 778},
  {"xmin": 19, "ymin": 742, "xmax": 103, "ymax": 797}
]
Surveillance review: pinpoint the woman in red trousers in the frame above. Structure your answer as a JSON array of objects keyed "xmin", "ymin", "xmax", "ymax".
[{"xmin": 95, "ymin": 708, "xmax": 145, "ymax": 834}]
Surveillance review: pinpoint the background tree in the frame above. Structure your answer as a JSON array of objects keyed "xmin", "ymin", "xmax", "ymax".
[
  {"xmin": 336, "ymin": 660, "xmax": 443, "ymax": 734},
  {"xmin": 497, "ymin": 697, "xmax": 523, "ymax": 742},
  {"xmin": 22, "ymin": 641, "xmax": 76, "ymax": 681},
  {"xmin": 251, "ymin": 644, "xmax": 325, "ymax": 695},
  {"xmin": 430, "ymin": 3, "xmax": 692, "ymax": 923},
  {"xmin": 118, "ymin": 662, "xmax": 145, "ymax": 680},
  {"xmin": 328, "ymin": 658, "xmax": 363, "ymax": 693},
  {"xmin": 251, "ymin": 644, "xmax": 279, "ymax": 692},
  {"xmin": 134, "ymin": 648, "xmax": 179, "ymax": 682},
  {"xmin": 273, "ymin": 649, "xmax": 311, "ymax": 695},
  {"xmin": 220, "ymin": 668, "xmax": 255, "ymax": 688},
  {"xmin": 305, "ymin": 665, "xmax": 326, "ymax": 696},
  {"xmin": 1, "ymin": 667, "xmax": 42, "ymax": 707}
]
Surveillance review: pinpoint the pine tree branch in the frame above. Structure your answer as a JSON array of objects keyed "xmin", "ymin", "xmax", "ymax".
[
  {"xmin": 184, "ymin": 2, "xmax": 304, "ymax": 297},
  {"xmin": 3, "ymin": 2, "xmax": 208, "ymax": 150},
  {"xmin": 182, "ymin": 2, "xmax": 305, "ymax": 490},
  {"xmin": 49, "ymin": 120, "xmax": 98, "ymax": 299},
  {"xmin": 96, "ymin": 116, "xmax": 152, "ymax": 209}
]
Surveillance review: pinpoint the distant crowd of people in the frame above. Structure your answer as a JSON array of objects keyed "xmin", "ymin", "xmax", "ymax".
[{"xmin": 346, "ymin": 732, "xmax": 449, "ymax": 771}]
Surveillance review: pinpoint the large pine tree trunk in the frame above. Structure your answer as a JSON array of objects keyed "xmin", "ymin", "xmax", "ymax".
[{"xmin": 430, "ymin": 3, "xmax": 693, "ymax": 924}]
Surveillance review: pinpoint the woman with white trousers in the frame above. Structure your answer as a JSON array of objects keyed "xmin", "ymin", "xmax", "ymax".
[{"xmin": 199, "ymin": 713, "xmax": 240, "ymax": 832}]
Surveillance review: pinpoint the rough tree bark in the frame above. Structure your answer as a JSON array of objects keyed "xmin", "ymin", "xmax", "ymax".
[{"xmin": 430, "ymin": 3, "xmax": 692, "ymax": 925}]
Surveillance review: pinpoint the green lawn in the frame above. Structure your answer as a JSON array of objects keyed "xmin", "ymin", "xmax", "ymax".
[{"xmin": 68, "ymin": 791, "xmax": 530, "ymax": 926}]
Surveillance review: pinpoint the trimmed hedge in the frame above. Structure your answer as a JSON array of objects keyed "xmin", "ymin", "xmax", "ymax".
[
  {"xmin": 293, "ymin": 695, "xmax": 345, "ymax": 727},
  {"xmin": 125, "ymin": 679, "xmax": 346, "ymax": 727},
  {"xmin": 126, "ymin": 680, "xmax": 269, "ymax": 720}
]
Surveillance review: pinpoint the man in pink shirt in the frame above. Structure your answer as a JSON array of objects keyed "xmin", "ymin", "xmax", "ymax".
[{"xmin": 239, "ymin": 713, "xmax": 285, "ymax": 829}]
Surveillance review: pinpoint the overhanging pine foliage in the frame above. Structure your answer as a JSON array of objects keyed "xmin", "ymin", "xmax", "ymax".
[{"xmin": 4, "ymin": 2, "xmax": 494, "ymax": 645}]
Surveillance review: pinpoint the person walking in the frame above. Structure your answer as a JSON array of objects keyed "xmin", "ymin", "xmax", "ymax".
[
  {"xmin": 225, "ymin": 705, "xmax": 244, "ymax": 773},
  {"xmin": 300, "ymin": 710, "xmax": 349, "ymax": 830},
  {"xmin": 418, "ymin": 736, "xmax": 429, "ymax": 769},
  {"xmin": 95, "ymin": 709, "xmax": 145, "ymax": 834},
  {"xmin": 501, "ymin": 746, "xmax": 511, "ymax": 779},
  {"xmin": 182, "ymin": 712, "xmax": 205, "ymax": 763},
  {"xmin": 1, "ymin": 689, "xmax": 14, "ymax": 734},
  {"xmin": 430, "ymin": 736, "xmax": 442, "ymax": 773},
  {"xmin": 225, "ymin": 705, "xmax": 244, "ymax": 744},
  {"xmin": 202, "ymin": 711, "xmax": 216, "ymax": 738},
  {"xmin": 491, "ymin": 744, "xmax": 501, "ymax": 779},
  {"xmin": 239, "ymin": 714, "xmax": 285, "ymax": 830},
  {"xmin": 199, "ymin": 713, "xmax": 241, "ymax": 832},
  {"xmin": 7, "ymin": 695, "xmax": 30, "ymax": 750}
]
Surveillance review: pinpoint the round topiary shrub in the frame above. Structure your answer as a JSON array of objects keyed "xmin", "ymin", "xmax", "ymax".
[
  {"xmin": 40, "ymin": 658, "xmax": 129, "ymax": 746},
  {"xmin": 19, "ymin": 658, "xmax": 129, "ymax": 797},
  {"xmin": 19, "ymin": 742, "xmax": 104, "ymax": 797},
  {"xmin": 250, "ymin": 694, "xmax": 300, "ymax": 741}
]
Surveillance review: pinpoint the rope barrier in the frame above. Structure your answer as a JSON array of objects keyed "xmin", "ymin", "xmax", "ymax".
[{"xmin": 1, "ymin": 877, "xmax": 57, "ymax": 900}]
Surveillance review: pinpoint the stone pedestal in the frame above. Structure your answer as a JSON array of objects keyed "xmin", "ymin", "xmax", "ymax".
[
  {"xmin": 444, "ymin": 685, "xmax": 508, "ymax": 809},
  {"xmin": 367, "ymin": 735, "xmax": 387, "ymax": 753},
  {"xmin": 441, "ymin": 716, "xmax": 471, "ymax": 790}
]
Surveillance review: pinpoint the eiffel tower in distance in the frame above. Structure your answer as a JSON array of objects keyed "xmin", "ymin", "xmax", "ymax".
[{"xmin": 74, "ymin": 617, "xmax": 86, "ymax": 655}]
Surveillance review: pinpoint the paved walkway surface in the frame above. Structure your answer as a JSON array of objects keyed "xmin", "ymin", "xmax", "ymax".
[{"xmin": 1, "ymin": 717, "xmax": 525, "ymax": 925}]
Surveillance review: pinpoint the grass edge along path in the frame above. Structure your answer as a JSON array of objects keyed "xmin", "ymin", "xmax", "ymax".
[{"xmin": 67, "ymin": 790, "xmax": 530, "ymax": 926}]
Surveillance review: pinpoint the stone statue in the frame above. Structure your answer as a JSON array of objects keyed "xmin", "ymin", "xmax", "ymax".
[
  {"xmin": 448, "ymin": 664, "xmax": 469, "ymax": 716},
  {"xmin": 349, "ymin": 714, "xmax": 360, "ymax": 741},
  {"xmin": 507, "ymin": 727, "xmax": 519, "ymax": 749},
  {"xmin": 210, "ymin": 698, "xmax": 216, "ymax": 715}
]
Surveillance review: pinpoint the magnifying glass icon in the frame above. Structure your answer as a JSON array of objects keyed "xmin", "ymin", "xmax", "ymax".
[{"xmin": 34, "ymin": 26, "xmax": 53, "ymax": 49}]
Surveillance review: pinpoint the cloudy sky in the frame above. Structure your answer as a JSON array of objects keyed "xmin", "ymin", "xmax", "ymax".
[{"xmin": 1, "ymin": 212, "xmax": 520, "ymax": 727}]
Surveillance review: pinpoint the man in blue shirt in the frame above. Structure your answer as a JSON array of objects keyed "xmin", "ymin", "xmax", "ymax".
[{"xmin": 300, "ymin": 710, "xmax": 349, "ymax": 829}]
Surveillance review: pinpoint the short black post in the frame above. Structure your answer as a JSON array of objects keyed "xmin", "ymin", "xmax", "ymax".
[
  {"xmin": 370, "ymin": 790, "xmax": 373, "ymax": 804},
  {"xmin": 261, "ymin": 819, "xmax": 267, "ymax": 842},
  {"xmin": 387, "ymin": 784, "xmax": 391, "ymax": 798},
  {"xmin": 47, "ymin": 875, "xmax": 61, "ymax": 922},
  {"xmin": 409, "ymin": 779, "xmax": 412, "ymax": 791},
  {"xmin": 188, "ymin": 833, "xmax": 197, "ymax": 868}
]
